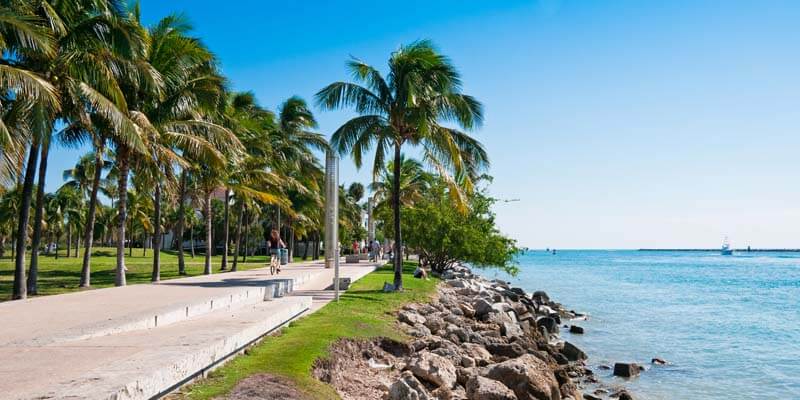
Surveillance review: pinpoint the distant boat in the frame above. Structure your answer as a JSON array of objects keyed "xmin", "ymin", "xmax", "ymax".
[{"xmin": 721, "ymin": 237, "xmax": 733, "ymax": 255}]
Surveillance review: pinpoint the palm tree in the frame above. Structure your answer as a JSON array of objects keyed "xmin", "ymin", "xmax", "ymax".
[
  {"xmin": 3, "ymin": 1, "xmax": 59, "ymax": 300},
  {"xmin": 17, "ymin": 0, "xmax": 147, "ymax": 296},
  {"xmin": 316, "ymin": 40, "xmax": 488, "ymax": 290},
  {"xmin": 370, "ymin": 156, "xmax": 432, "ymax": 211}
]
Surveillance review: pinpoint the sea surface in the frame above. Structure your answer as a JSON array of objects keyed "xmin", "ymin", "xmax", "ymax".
[{"xmin": 486, "ymin": 250, "xmax": 800, "ymax": 399}]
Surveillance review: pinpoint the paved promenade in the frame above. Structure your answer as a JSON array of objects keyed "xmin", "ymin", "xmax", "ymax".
[{"xmin": 0, "ymin": 259, "xmax": 380, "ymax": 399}]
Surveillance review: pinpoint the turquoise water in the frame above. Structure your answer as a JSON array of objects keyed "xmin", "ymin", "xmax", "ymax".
[{"xmin": 488, "ymin": 250, "xmax": 800, "ymax": 399}]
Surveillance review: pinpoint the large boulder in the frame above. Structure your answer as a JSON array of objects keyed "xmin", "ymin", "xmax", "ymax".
[
  {"xmin": 612, "ymin": 363, "xmax": 641, "ymax": 378},
  {"xmin": 536, "ymin": 317, "xmax": 559, "ymax": 335},
  {"xmin": 409, "ymin": 352, "xmax": 458, "ymax": 389},
  {"xmin": 399, "ymin": 310, "xmax": 427, "ymax": 326},
  {"xmin": 485, "ymin": 342, "xmax": 527, "ymax": 358},
  {"xmin": 532, "ymin": 291, "xmax": 550, "ymax": 304},
  {"xmin": 466, "ymin": 376, "xmax": 519, "ymax": 400},
  {"xmin": 474, "ymin": 298, "xmax": 496, "ymax": 319},
  {"xmin": 485, "ymin": 354, "xmax": 561, "ymax": 400},
  {"xmin": 461, "ymin": 343, "xmax": 494, "ymax": 364},
  {"xmin": 389, "ymin": 371, "xmax": 431, "ymax": 400},
  {"xmin": 425, "ymin": 316, "xmax": 447, "ymax": 332},
  {"xmin": 560, "ymin": 341, "xmax": 587, "ymax": 362}
]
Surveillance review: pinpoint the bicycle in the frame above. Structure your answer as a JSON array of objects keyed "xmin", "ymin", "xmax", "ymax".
[{"xmin": 269, "ymin": 249, "xmax": 281, "ymax": 275}]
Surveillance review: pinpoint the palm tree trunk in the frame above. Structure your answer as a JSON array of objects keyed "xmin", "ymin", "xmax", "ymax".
[
  {"xmin": 287, "ymin": 219, "xmax": 294, "ymax": 263},
  {"xmin": 232, "ymin": 202, "xmax": 243, "ymax": 272},
  {"xmin": 190, "ymin": 224, "xmax": 195, "ymax": 258},
  {"xmin": 220, "ymin": 189, "xmax": 230, "ymax": 271},
  {"xmin": 176, "ymin": 171, "xmax": 187, "ymax": 274},
  {"xmin": 151, "ymin": 182, "xmax": 161, "ymax": 282},
  {"xmin": 313, "ymin": 230, "xmax": 320, "ymax": 260},
  {"xmin": 143, "ymin": 234, "xmax": 147, "ymax": 257},
  {"xmin": 302, "ymin": 236, "xmax": 309, "ymax": 260},
  {"xmin": 203, "ymin": 191, "xmax": 212, "ymax": 275},
  {"xmin": 66, "ymin": 221, "xmax": 71, "ymax": 258},
  {"xmin": 28, "ymin": 136, "xmax": 51, "ymax": 294},
  {"xmin": 13, "ymin": 139, "xmax": 40, "ymax": 300},
  {"xmin": 392, "ymin": 143, "xmax": 403, "ymax": 290},
  {"xmin": 115, "ymin": 147, "xmax": 129, "ymax": 286},
  {"xmin": 242, "ymin": 208, "xmax": 249, "ymax": 262},
  {"xmin": 128, "ymin": 220, "xmax": 133, "ymax": 257},
  {"xmin": 80, "ymin": 144, "xmax": 104, "ymax": 287}
]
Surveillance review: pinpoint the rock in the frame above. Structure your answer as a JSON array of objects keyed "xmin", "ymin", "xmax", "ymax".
[
  {"xmin": 560, "ymin": 342, "xmax": 587, "ymax": 362},
  {"xmin": 559, "ymin": 382, "xmax": 581, "ymax": 400},
  {"xmin": 460, "ymin": 302, "xmax": 477, "ymax": 318},
  {"xmin": 425, "ymin": 316, "xmax": 447, "ymax": 332},
  {"xmin": 617, "ymin": 390, "xmax": 635, "ymax": 400},
  {"xmin": 532, "ymin": 291, "xmax": 550, "ymax": 303},
  {"xmin": 389, "ymin": 371, "xmax": 431, "ymax": 400},
  {"xmin": 409, "ymin": 352, "xmax": 458, "ymax": 388},
  {"xmin": 651, "ymin": 357, "xmax": 667, "ymax": 365},
  {"xmin": 457, "ymin": 367, "xmax": 480, "ymax": 386},
  {"xmin": 474, "ymin": 298, "xmax": 496, "ymax": 319},
  {"xmin": 537, "ymin": 317, "xmax": 559, "ymax": 335},
  {"xmin": 486, "ymin": 342, "xmax": 527, "ymax": 358},
  {"xmin": 501, "ymin": 321, "xmax": 524, "ymax": 338},
  {"xmin": 462, "ymin": 343, "xmax": 494, "ymax": 364},
  {"xmin": 407, "ymin": 323, "xmax": 432, "ymax": 338},
  {"xmin": 485, "ymin": 354, "xmax": 562, "ymax": 400},
  {"xmin": 383, "ymin": 282, "xmax": 396, "ymax": 292},
  {"xmin": 432, "ymin": 386, "xmax": 456, "ymax": 400},
  {"xmin": 466, "ymin": 376, "xmax": 519, "ymax": 400},
  {"xmin": 568, "ymin": 326, "xmax": 584, "ymax": 334},
  {"xmin": 583, "ymin": 394, "xmax": 602, "ymax": 400},
  {"xmin": 399, "ymin": 310, "xmax": 427, "ymax": 326},
  {"xmin": 552, "ymin": 353, "xmax": 569, "ymax": 365},
  {"xmin": 447, "ymin": 326, "xmax": 471, "ymax": 343},
  {"xmin": 447, "ymin": 279, "xmax": 467, "ymax": 288},
  {"xmin": 612, "ymin": 363, "xmax": 640, "ymax": 378}
]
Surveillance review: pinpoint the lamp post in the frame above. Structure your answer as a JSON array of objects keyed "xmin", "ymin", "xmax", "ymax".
[{"xmin": 324, "ymin": 151, "xmax": 340, "ymax": 300}]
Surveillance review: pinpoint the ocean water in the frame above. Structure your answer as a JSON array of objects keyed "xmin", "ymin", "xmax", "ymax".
[{"xmin": 486, "ymin": 250, "xmax": 800, "ymax": 399}]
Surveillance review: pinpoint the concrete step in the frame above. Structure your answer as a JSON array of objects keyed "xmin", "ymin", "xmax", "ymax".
[
  {"xmin": 3, "ymin": 268, "xmax": 322, "ymax": 347},
  {"xmin": 1, "ymin": 296, "xmax": 313, "ymax": 400}
]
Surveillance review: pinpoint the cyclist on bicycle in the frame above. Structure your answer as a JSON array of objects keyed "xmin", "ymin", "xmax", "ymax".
[{"xmin": 269, "ymin": 229, "xmax": 286, "ymax": 273}]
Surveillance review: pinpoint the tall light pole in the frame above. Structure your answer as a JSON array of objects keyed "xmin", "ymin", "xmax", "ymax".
[{"xmin": 324, "ymin": 151, "xmax": 340, "ymax": 300}]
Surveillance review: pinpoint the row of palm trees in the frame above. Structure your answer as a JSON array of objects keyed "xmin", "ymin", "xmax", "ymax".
[
  {"xmin": 1, "ymin": 0, "xmax": 331, "ymax": 300},
  {"xmin": 1, "ymin": 0, "xmax": 488, "ymax": 299}
]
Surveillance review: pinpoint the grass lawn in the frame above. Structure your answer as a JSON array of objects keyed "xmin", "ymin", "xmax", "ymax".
[
  {"xmin": 181, "ymin": 261, "xmax": 438, "ymax": 400},
  {"xmin": 0, "ymin": 247, "xmax": 313, "ymax": 302}
]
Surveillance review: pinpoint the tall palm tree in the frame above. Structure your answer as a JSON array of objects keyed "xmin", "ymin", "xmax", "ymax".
[
  {"xmin": 17, "ymin": 0, "xmax": 147, "ymax": 295},
  {"xmin": 3, "ymin": 1, "xmax": 59, "ymax": 300},
  {"xmin": 129, "ymin": 13, "xmax": 239, "ymax": 281},
  {"xmin": 316, "ymin": 40, "xmax": 488, "ymax": 290}
]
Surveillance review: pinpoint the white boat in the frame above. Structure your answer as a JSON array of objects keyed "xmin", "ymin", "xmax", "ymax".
[{"xmin": 721, "ymin": 237, "xmax": 733, "ymax": 255}]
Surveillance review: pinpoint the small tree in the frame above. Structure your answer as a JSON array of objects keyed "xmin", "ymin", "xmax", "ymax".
[{"xmin": 402, "ymin": 178, "xmax": 519, "ymax": 275}]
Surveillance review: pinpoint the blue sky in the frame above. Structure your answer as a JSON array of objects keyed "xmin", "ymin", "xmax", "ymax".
[{"xmin": 47, "ymin": 0, "xmax": 800, "ymax": 248}]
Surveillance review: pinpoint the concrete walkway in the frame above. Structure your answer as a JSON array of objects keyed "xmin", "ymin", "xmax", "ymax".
[{"xmin": 0, "ymin": 259, "xmax": 380, "ymax": 400}]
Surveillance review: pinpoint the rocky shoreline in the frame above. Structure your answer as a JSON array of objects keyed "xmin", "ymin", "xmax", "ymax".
[{"xmin": 314, "ymin": 264, "xmax": 637, "ymax": 400}]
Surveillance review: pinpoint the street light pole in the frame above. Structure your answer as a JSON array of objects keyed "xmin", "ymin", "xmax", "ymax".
[{"xmin": 324, "ymin": 151, "xmax": 340, "ymax": 301}]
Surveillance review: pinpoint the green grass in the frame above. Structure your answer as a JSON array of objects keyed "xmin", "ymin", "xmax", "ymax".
[
  {"xmin": 0, "ymin": 247, "xmax": 312, "ymax": 301},
  {"xmin": 182, "ymin": 261, "xmax": 438, "ymax": 400}
]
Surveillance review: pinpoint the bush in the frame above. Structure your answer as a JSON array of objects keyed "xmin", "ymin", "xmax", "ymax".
[{"xmin": 402, "ymin": 180, "xmax": 519, "ymax": 275}]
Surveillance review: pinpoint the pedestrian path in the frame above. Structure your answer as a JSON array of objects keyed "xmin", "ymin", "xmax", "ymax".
[{"xmin": 0, "ymin": 259, "xmax": 380, "ymax": 399}]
